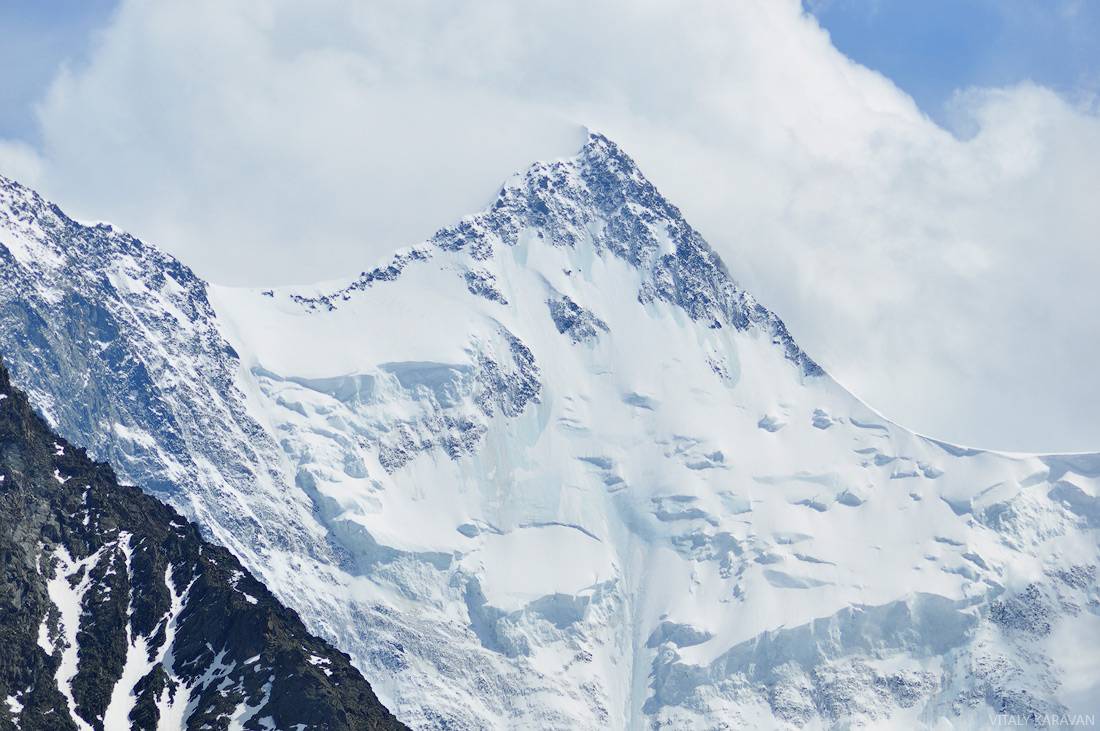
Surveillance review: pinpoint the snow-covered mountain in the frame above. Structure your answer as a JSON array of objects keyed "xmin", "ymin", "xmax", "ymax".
[
  {"xmin": 2, "ymin": 134, "xmax": 1099, "ymax": 729},
  {"xmin": 0, "ymin": 362, "xmax": 404, "ymax": 730}
]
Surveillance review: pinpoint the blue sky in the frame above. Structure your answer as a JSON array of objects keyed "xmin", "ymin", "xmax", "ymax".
[
  {"xmin": 0, "ymin": 0, "xmax": 116, "ymax": 141},
  {"xmin": 805, "ymin": 0, "xmax": 1100, "ymax": 125}
]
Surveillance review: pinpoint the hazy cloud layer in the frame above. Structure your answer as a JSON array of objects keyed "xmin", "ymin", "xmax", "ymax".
[{"xmin": 1, "ymin": 0, "xmax": 1098, "ymax": 452}]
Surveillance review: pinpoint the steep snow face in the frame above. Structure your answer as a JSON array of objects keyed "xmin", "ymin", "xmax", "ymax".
[{"xmin": 3, "ymin": 136, "xmax": 1100, "ymax": 729}]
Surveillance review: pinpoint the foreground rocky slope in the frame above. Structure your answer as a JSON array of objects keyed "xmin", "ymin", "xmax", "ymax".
[
  {"xmin": 2, "ymin": 136, "xmax": 1099, "ymax": 728},
  {"xmin": 0, "ymin": 362, "xmax": 404, "ymax": 730}
]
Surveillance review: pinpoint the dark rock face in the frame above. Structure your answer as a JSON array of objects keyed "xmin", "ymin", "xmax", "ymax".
[
  {"xmin": 0, "ymin": 362, "xmax": 406, "ymax": 731},
  {"xmin": 547, "ymin": 295, "xmax": 608, "ymax": 344},
  {"xmin": 989, "ymin": 584, "xmax": 1054, "ymax": 637},
  {"xmin": 463, "ymin": 269, "xmax": 509, "ymax": 304}
]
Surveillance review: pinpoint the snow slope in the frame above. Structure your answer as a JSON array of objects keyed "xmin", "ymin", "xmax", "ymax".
[{"xmin": 3, "ymin": 135, "xmax": 1100, "ymax": 729}]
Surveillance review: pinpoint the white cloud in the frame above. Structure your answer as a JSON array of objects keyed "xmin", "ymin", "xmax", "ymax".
[
  {"xmin": 0, "ymin": 138, "xmax": 44, "ymax": 187},
  {"xmin": 8, "ymin": 0, "xmax": 1100, "ymax": 451}
]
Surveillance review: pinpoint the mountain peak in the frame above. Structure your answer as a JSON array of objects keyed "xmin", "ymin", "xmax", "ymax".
[
  {"xmin": 6, "ymin": 138, "xmax": 1097, "ymax": 729},
  {"xmin": 281, "ymin": 132, "xmax": 822, "ymax": 376}
]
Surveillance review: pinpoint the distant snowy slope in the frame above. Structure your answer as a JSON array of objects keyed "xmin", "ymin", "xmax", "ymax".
[{"xmin": 3, "ymin": 136, "xmax": 1100, "ymax": 729}]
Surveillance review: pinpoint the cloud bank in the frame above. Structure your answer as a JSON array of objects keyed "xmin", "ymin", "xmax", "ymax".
[{"xmin": 2, "ymin": 0, "xmax": 1098, "ymax": 452}]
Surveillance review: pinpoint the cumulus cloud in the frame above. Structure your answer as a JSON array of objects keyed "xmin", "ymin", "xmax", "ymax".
[{"xmin": 6, "ymin": 0, "xmax": 1100, "ymax": 451}]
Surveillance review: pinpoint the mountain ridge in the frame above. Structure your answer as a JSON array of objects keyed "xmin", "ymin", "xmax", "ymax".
[
  {"xmin": 3, "ymin": 135, "xmax": 1100, "ymax": 728},
  {"xmin": 268, "ymin": 133, "xmax": 822, "ymax": 379},
  {"xmin": 0, "ymin": 359, "xmax": 406, "ymax": 730}
]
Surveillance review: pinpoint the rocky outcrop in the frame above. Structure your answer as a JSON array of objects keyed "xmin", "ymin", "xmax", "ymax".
[{"xmin": 0, "ymin": 361, "xmax": 405, "ymax": 730}]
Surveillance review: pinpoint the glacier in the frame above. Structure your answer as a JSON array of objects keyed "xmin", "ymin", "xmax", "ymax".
[{"xmin": 2, "ymin": 133, "xmax": 1099, "ymax": 729}]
